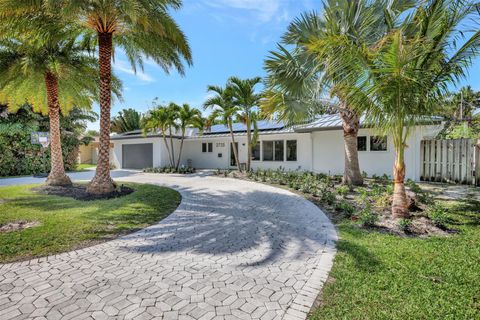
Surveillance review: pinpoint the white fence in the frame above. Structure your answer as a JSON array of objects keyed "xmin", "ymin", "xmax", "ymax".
[{"xmin": 420, "ymin": 138, "xmax": 480, "ymax": 186}]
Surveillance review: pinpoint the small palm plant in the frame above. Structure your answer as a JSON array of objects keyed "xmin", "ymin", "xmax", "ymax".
[
  {"xmin": 176, "ymin": 103, "xmax": 202, "ymax": 169},
  {"xmin": 228, "ymin": 76, "xmax": 262, "ymax": 171},
  {"xmin": 204, "ymin": 85, "xmax": 242, "ymax": 171},
  {"xmin": 0, "ymin": 15, "xmax": 99, "ymax": 186}
]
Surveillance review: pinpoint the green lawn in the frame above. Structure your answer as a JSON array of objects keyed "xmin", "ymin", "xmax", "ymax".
[
  {"xmin": 0, "ymin": 183, "xmax": 181, "ymax": 263},
  {"xmin": 310, "ymin": 198, "xmax": 480, "ymax": 319},
  {"xmin": 74, "ymin": 163, "xmax": 97, "ymax": 171}
]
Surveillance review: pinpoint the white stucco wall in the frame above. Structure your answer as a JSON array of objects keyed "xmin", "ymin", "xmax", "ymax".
[{"xmin": 311, "ymin": 125, "xmax": 442, "ymax": 180}]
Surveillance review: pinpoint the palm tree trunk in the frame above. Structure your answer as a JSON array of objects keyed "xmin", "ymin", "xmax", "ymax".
[
  {"xmin": 162, "ymin": 132, "xmax": 173, "ymax": 167},
  {"xmin": 339, "ymin": 106, "xmax": 363, "ymax": 186},
  {"xmin": 44, "ymin": 72, "xmax": 71, "ymax": 186},
  {"xmin": 228, "ymin": 121, "xmax": 242, "ymax": 172},
  {"xmin": 169, "ymin": 125, "xmax": 175, "ymax": 167},
  {"xmin": 176, "ymin": 130, "xmax": 185, "ymax": 170},
  {"xmin": 246, "ymin": 116, "xmax": 252, "ymax": 171},
  {"xmin": 87, "ymin": 32, "xmax": 115, "ymax": 194},
  {"xmin": 392, "ymin": 145, "xmax": 409, "ymax": 218}
]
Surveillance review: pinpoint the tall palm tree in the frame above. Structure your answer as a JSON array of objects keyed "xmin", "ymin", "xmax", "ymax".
[
  {"xmin": 176, "ymin": 103, "xmax": 202, "ymax": 169},
  {"xmin": 142, "ymin": 106, "xmax": 174, "ymax": 167},
  {"xmin": 111, "ymin": 108, "xmax": 142, "ymax": 133},
  {"xmin": 204, "ymin": 85, "xmax": 242, "ymax": 171},
  {"xmin": 228, "ymin": 76, "xmax": 262, "ymax": 171},
  {"xmin": 166, "ymin": 102, "xmax": 180, "ymax": 167},
  {"xmin": 0, "ymin": 15, "xmax": 99, "ymax": 186},
  {"xmin": 315, "ymin": 0, "xmax": 480, "ymax": 217},
  {"xmin": 2, "ymin": 0, "xmax": 193, "ymax": 193},
  {"xmin": 263, "ymin": 0, "xmax": 413, "ymax": 186}
]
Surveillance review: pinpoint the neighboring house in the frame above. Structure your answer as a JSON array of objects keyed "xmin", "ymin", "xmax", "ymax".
[
  {"xmin": 78, "ymin": 136, "xmax": 115, "ymax": 166},
  {"xmin": 110, "ymin": 114, "xmax": 443, "ymax": 181}
]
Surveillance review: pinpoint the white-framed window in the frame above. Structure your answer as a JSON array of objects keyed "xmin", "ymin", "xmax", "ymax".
[
  {"xmin": 370, "ymin": 136, "xmax": 387, "ymax": 151},
  {"xmin": 202, "ymin": 142, "xmax": 213, "ymax": 153},
  {"xmin": 263, "ymin": 140, "xmax": 284, "ymax": 161},
  {"xmin": 286, "ymin": 140, "xmax": 297, "ymax": 161},
  {"xmin": 252, "ymin": 142, "xmax": 260, "ymax": 161},
  {"xmin": 357, "ymin": 136, "xmax": 367, "ymax": 151}
]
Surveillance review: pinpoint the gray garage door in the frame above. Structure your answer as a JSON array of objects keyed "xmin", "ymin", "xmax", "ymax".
[{"xmin": 122, "ymin": 143, "xmax": 153, "ymax": 169}]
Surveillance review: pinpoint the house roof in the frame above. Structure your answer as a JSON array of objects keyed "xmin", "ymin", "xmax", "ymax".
[
  {"xmin": 110, "ymin": 114, "xmax": 443, "ymax": 140},
  {"xmin": 204, "ymin": 120, "xmax": 286, "ymax": 135}
]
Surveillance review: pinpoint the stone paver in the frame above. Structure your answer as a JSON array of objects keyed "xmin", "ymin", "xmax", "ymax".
[{"xmin": 0, "ymin": 173, "xmax": 337, "ymax": 319}]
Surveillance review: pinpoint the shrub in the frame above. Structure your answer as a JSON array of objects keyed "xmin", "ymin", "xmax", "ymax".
[
  {"xmin": 335, "ymin": 201, "xmax": 355, "ymax": 217},
  {"xmin": 143, "ymin": 166, "xmax": 195, "ymax": 174},
  {"xmin": 358, "ymin": 205, "xmax": 378, "ymax": 227},
  {"xmin": 427, "ymin": 204, "xmax": 449, "ymax": 228},
  {"xmin": 398, "ymin": 218, "xmax": 412, "ymax": 233},
  {"xmin": 321, "ymin": 190, "xmax": 336, "ymax": 205},
  {"xmin": 336, "ymin": 185, "xmax": 350, "ymax": 198}
]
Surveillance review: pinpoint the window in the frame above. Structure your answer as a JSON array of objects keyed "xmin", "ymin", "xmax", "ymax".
[
  {"xmin": 263, "ymin": 141, "xmax": 273, "ymax": 161},
  {"xmin": 202, "ymin": 142, "xmax": 213, "ymax": 153},
  {"xmin": 370, "ymin": 136, "xmax": 387, "ymax": 151},
  {"xmin": 286, "ymin": 140, "xmax": 297, "ymax": 161},
  {"xmin": 263, "ymin": 140, "xmax": 284, "ymax": 161},
  {"xmin": 252, "ymin": 142, "xmax": 260, "ymax": 161},
  {"xmin": 274, "ymin": 140, "xmax": 284, "ymax": 161},
  {"xmin": 357, "ymin": 136, "xmax": 367, "ymax": 151}
]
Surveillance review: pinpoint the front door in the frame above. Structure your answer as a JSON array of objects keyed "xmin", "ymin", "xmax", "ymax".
[{"xmin": 230, "ymin": 142, "xmax": 238, "ymax": 167}]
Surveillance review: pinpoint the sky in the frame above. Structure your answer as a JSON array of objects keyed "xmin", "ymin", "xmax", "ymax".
[{"xmin": 88, "ymin": 0, "xmax": 480, "ymax": 130}]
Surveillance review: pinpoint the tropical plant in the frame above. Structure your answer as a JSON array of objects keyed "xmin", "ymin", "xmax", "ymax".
[
  {"xmin": 229, "ymin": 76, "xmax": 262, "ymax": 171},
  {"xmin": 142, "ymin": 106, "xmax": 174, "ymax": 167},
  {"xmin": 111, "ymin": 108, "xmax": 142, "ymax": 133},
  {"xmin": 311, "ymin": 0, "xmax": 480, "ymax": 217},
  {"xmin": 0, "ymin": 14, "xmax": 99, "ymax": 186},
  {"xmin": 176, "ymin": 103, "xmax": 202, "ymax": 169},
  {"xmin": 263, "ymin": 0, "xmax": 414, "ymax": 186},
  {"xmin": 204, "ymin": 85, "xmax": 242, "ymax": 171},
  {"xmin": 3, "ymin": 0, "xmax": 193, "ymax": 193},
  {"xmin": 0, "ymin": 104, "xmax": 97, "ymax": 176}
]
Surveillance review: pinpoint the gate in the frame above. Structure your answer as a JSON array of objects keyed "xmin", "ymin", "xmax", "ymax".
[{"xmin": 420, "ymin": 138, "xmax": 479, "ymax": 185}]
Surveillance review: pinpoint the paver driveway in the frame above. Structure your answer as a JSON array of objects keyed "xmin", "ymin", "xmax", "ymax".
[{"xmin": 0, "ymin": 172, "xmax": 337, "ymax": 320}]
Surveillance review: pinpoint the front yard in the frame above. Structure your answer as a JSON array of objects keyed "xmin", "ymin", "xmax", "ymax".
[
  {"xmin": 218, "ymin": 169, "xmax": 480, "ymax": 319},
  {"xmin": 0, "ymin": 183, "xmax": 181, "ymax": 263}
]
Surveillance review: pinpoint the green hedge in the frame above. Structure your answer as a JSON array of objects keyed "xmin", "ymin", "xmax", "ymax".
[{"xmin": 0, "ymin": 104, "xmax": 94, "ymax": 177}]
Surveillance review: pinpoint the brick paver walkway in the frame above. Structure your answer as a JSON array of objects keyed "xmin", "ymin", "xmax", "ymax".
[{"xmin": 0, "ymin": 173, "xmax": 337, "ymax": 320}]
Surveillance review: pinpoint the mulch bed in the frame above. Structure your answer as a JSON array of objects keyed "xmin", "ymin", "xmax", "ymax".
[{"xmin": 32, "ymin": 184, "xmax": 134, "ymax": 201}]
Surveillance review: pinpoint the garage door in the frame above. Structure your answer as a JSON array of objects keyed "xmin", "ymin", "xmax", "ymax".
[{"xmin": 122, "ymin": 143, "xmax": 153, "ymax": 169}]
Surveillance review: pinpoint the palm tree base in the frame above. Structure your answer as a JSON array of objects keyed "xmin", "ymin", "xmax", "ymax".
[
  {"xmin": 46, "ymin": 174, "xmax": 72, "ymax": 187},
  {"xmin": 86, "ymin": 178, "xmax": 116, "ymax": 195}
]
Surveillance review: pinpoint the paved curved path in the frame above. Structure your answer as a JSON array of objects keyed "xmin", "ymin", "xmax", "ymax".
[{"xmin": 0, "ymin": 172, "xmax": 337, "ymax": 320}]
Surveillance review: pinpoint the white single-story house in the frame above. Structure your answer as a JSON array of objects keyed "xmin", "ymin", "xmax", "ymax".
[{"xmin": 110, "ymin": 114, "xmax": 443, "ymax": 181}]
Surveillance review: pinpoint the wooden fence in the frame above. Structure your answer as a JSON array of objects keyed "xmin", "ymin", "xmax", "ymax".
[{"xmin": 420, "ymin": 138, "xmax": 480, "ymax": 186}]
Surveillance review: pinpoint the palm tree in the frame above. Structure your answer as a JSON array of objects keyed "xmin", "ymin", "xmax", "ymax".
[
  {"xmin": 263, "ymin": 0, "xmax": 413, "ymax": 186},
  {"xmin": 166, "ymin": 103, "xmax": 180, "ymax": 167},
  {"xmin": 0, "ymin": 15, "xmax": 98, "ymax": 186},
  {"xmin": 3, "ymin": 0, "xmax": 193, "ymax": 193},
  {"xmin": 111, "ymin": 108, "xmax": 142, "ymax": 133},
  {"xmin": 204, "ymin": 85, "xmax": 242, "ymax": 171},
  {"xmin": 175, "ymin": 104, "xmax": 202, "ymax": 169},
  {"xmin": 142, "ymin": 106, "xmax": 174, "ymax": 167},
  {"xmin": 228, "ymin": 76, "xmax": 262, "ymax": 171},
  {"xmin": 315, "ymin": 0, "xmax": 480, "ymax": 217}
]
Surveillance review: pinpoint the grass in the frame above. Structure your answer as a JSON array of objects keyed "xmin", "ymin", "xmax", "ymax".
[
  {"xmin": 309, "ymin": 197, "xmax": 480, "ymax": 319},
  {"xmin": 0, "ymin": 183, "xmax": 181, "ymax": 263},
  {"xmin": 74, "ymin": 163, "xmax": 96, "ymax": 171}
]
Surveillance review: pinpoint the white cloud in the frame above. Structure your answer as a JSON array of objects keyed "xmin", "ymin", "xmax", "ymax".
[
  {"xmin": 203, "ymin": 0, "xmax": 287, "ymax": 23},
  {"xmin": 113, "ymin": 59, "xmax": 155, "ymax": 83}
]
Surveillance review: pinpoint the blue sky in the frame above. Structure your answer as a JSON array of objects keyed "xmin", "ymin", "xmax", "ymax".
[{"xmin": 89, "ymin": 0, "xmax": 480, "ymax": 130}]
